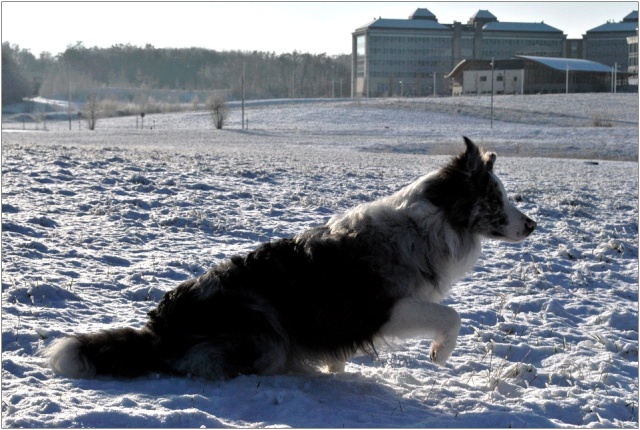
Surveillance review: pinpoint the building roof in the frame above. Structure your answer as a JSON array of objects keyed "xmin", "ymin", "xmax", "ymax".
[
  {"xmin": 468, "ymin": 9, "xmax": 498, "ymax": 26},
  {"xmin": 446, "ymin": 59, "xmax": 526, "ymax": 78},
  {"xmin": 587, "ymin": 11, "xmax": 638, "ymax": 33},
  {"xmin": 446, "ymin": 56, "xmax": 613, "ymax": 79},
  {"xmin": 355, "ymin": 17, "xmax": 449, "ymax": 31},
  {"xmin": 483, "ymin": 21, "xmax": 563, "ymax": 33},
  {"xmin": 586, "ymin": 21, "xmax": 638, "ymax": 33},
  {"xmin": 470, "ymin": 10, "xmax": 497, "ymax": 21},
  {"xmin": 409, "ymin": 8, "xmax": 437, "ymax": 21},
  {"xmin": 516, "ymin": 55, "xmax": 613, "ymax": 72}
]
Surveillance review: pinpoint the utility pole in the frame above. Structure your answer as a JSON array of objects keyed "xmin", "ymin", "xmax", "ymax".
[
  {"xmin": 292, "ymin": 51, "xmax": 296, "ymax": 98},
  {"xmin": 68, "ymin": 80, "xmax": 72, "ymax": 131},
  {"xmin": 433, "ymin": 72, "xmax": 436, "ymax": 96},
  {"xmin": 242, "ymin": 62, "xmax": 245, "ymax": 130},
  {"xmin": 490, "ymin": 58, "xmax": 494, "ymax": 129},
  {"xmin": 611, "ymin": 63, "xmax": 617, "ymax": 93},
  {"xmin": 565, "ymin": 63, "xmax": 569, "ymax": 94},
  {"xmin": 332, "ymin": 65, "xmax": 335, "ymax": 98}
]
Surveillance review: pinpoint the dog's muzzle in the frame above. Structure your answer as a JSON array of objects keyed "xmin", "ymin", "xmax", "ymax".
[{"xmin": 524, "ymin": 217, "xmax": 536, "ymax": 236}]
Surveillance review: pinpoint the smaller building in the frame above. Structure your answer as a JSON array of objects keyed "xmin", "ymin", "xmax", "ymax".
[
  {"xmin": 449, "ymin": 59, "xmax": 525, "ymax": 95},
  {"xmin": 447, "ymin": 56, "xmax": 613, "ymax": 95}
]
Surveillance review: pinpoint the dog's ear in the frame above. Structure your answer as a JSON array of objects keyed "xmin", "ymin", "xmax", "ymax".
[
  {"xmin": 483, "ymin": 152, "xmax": 496, "ymax": 172},
  {"xmin": 462, "ymin": 136, "xmax": 496, "ymax": 173},
  {"xmin": 461, "ymin": 136, "xmax": 483, "ymax": 174}
]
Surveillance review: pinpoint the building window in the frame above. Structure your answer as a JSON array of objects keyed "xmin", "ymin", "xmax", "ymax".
[
  {"xmin": 480, "ymin": 76, "xmax": 487, "ymax": 82},
  {"xmin": 356, "ymin": 35, "xmax": 366, "ymax": 78},
  {"xmin": 356, "ymin": 35, "xmax": 366, "ymax": 57}
]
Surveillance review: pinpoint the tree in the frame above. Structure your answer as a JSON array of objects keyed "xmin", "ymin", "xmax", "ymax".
[
  {"xmin": 85, "ymin": 94, "xmax": 99, "ymax": 130},
  {"xmin": 207, "ymin": 95, "xmax": 228, "ymax": 129},
  {"xmin": 27, "ymin": 44, "xmax": 352, "ymax": 102},
  {"xmin": 2, "ymin": 42, "xmax": 32, "ymax": 106}
]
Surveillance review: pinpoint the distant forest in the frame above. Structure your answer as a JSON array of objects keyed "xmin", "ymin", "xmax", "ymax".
[{"xmin": 2, "ymin": 42, "xmax": 352, "ymax": 106}]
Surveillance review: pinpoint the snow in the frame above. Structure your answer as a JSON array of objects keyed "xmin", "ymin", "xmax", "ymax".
[{"xmin": 2, "ymin": 93, "xmax": 638, "ymax": 427}]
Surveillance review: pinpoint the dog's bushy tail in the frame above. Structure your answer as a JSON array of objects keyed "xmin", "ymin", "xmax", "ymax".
[{"xmin": 43, "ymin": 328, "xmax": 159, "ymax": 378}]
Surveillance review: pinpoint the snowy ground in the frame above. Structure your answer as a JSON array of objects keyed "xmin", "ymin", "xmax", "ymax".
[{"xmin": 1, "ymin": 94, "xmax": 638, "ymax": 427}]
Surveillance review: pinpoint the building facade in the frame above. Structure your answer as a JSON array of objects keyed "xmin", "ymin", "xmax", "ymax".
[
  {"xmin": 628, "ymin": 35, "xmax": 638, "ymax": 85},
  {"xmin": 565, "ymin": 39, "xmax": 585, "ymax": 59},
  {"xmin": 583, "ymin": 11, "xmax": 638, "ymax": 70},
  {"xmin": 352, "ymin": 8, "xmax": 565, "ymax": 97},
  {"xmin": 352, "ymin": 7, "xmax": 638, "ymax": 97}
]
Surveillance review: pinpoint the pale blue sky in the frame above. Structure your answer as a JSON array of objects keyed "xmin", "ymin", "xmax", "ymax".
[{"xmin": 2, "ymin": 2, "xmax": 637, "ymax": 56}]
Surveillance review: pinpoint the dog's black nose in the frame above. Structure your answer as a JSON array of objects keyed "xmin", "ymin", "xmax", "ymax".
[{"xmin": 525, "ymin": 217, "xmax": 536, "ymax": 234}]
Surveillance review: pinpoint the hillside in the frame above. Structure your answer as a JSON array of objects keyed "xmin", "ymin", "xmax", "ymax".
[{"xmin": 2, "ymin": 94, "xmax": 638, "ymax": 427}]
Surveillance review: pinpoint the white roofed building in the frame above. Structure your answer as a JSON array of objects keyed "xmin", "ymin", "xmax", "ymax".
[{"xmin": 446, "ymin": 56, "xmax": 614, "ymax": 95}]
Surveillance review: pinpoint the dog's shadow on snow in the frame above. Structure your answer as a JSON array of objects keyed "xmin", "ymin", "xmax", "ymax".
[{"xmin": 69, "ymin": 365, "xmax": 437, "ymax": 427}]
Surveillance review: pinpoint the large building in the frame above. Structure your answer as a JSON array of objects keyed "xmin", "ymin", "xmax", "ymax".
[
  {"xmin": 351, "ymin": 7, "xmax": 638, "ymax": 97},
  {"xmin": 583, "ymin": 11, "xmax": 638, "ymax": 70},
  {"xmin": 352, "ymin": 8, "xmax": 565, "ymax": 97}
]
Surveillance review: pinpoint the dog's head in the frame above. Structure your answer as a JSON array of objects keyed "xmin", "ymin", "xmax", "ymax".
[{"xmin": 424, "ymin": 136, "xmax": 536, "ymax": 242}]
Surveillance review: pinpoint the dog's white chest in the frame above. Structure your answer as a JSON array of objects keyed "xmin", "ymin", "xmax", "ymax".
[{"xmin": 416, "ymin": 236, "xmax": 481, "ymax": 303}]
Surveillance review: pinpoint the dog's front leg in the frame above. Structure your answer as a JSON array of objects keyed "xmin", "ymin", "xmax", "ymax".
[{"xmin": 380, "ymin": 298, "xmax": 461, "ymax": 366}]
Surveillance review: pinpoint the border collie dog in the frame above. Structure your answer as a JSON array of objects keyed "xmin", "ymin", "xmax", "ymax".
[{"xmin": 45, "ymin": 137, "xmax": 536, "ymax": 380}]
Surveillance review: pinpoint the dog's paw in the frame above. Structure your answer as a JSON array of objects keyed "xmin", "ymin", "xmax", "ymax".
[{"xmin": 429, "ymin": 341, "xmax": 454, "ymax": 366}]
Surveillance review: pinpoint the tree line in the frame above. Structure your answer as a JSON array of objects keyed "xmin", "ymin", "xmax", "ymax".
[{"xmin": 2, "ymin": 42, "xmax": 352, "ymax": 106}]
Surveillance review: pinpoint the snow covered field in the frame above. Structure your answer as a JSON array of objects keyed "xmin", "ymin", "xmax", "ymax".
[{"xmin": 2, "ymin": 94, "xmax": 638, "ymax": 427}]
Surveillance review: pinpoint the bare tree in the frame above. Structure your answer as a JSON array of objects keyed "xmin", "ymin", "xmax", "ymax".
[
  {"xmin": 85, "ymin": 94, "xmax": 99, "ymax": 130},
  {"xmin": 207, "ymin": 95, "xmax": 228, "ymax": 129}
]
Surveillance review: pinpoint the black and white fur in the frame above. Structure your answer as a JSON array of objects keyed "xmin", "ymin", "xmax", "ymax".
[{"xmin": 44, "ymin": 137, "xmax": 536, "ymax": 380}]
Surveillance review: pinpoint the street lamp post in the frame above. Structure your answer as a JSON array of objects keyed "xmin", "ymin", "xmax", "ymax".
[{"xmin": 490, "ymin": 58, "xmax": 494, "ymax": 129}]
